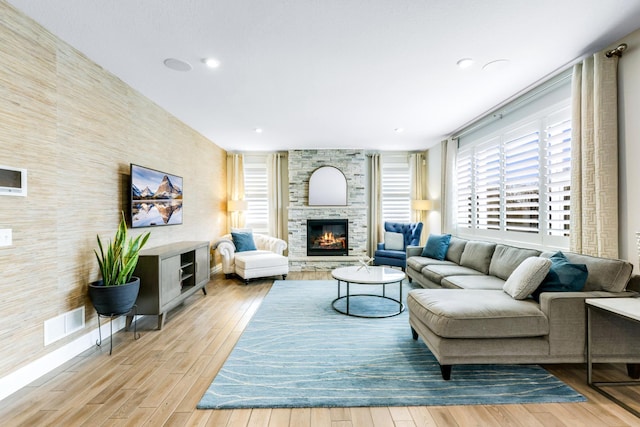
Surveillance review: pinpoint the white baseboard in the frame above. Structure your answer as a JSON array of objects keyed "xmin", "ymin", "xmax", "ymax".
[
  {"xmin": 0, "ymin": 269, "xmax": 221, "ymax": 402},
  {"xmin": 0, "ymin": 316, "xmax": 128, "ymax": 402}
]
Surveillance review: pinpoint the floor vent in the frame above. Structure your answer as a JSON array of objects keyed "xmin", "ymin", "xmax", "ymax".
[{"xmin": 44, "ymin": 307, "xmax": 85, "ymax": 346}]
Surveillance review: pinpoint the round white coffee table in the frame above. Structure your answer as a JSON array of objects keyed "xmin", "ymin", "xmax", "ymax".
[{"xmin": 331, "ymin": 266, "xmax": 406, "ymax": 318}]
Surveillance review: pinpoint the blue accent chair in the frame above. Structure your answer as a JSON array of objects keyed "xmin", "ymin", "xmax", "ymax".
[{"xmin": 373, "ymin": 221, "xmax": 424, "ymax": 271}]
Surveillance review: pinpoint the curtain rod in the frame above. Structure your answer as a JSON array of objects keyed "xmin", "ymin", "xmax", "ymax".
[
  {"xmin": 451, "ymin": 68, "xmax": 572, "ymax": 140},
  {"xmin": 606, "ymin": 43, "xmax": 627, "ymax": 58}
]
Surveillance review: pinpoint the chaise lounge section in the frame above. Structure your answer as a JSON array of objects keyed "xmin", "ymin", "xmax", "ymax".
[{"xmin": 406, "ymin": 237, "xmax": 640, "ymax": 379}]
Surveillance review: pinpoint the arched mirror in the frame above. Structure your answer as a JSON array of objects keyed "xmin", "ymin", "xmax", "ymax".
[{"xmin": 308, "ymin": 166, "xmax": 347, "ymax": 206}]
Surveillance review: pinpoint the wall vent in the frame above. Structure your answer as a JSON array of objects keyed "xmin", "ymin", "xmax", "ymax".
[{"xmin": 44, "ymin": 307, "xmax": 85, "ymax": 346}]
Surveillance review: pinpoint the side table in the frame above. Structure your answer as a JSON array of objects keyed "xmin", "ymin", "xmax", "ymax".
[{"xmin": 585, "ymin": 297, "xmax": 640, "ymax": 418}]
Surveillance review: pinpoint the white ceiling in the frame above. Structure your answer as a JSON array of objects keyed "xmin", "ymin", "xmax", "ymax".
[{"xmin": 7, "ymin": 0, "xmax": 640, "ymax": 152}]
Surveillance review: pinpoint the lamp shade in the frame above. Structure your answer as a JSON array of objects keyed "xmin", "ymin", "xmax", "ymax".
[
  {"xmin": 227, "ymin": 199, "xmax": 249, "ymax": 212},
  {"xmin": 411, "ymin": 199, "xmax": 433, "ymax": 211}
]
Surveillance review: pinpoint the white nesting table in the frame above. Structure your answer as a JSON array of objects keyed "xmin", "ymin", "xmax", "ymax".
[
  {"xmin": 585, "ymin": 297, "xmax": 640, "ymax": 417},
  {"xmin": 331, "ymin": 266, "xmax": 406, "ymax": 318}
]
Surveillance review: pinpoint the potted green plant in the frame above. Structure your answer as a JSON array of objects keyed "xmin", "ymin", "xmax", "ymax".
[{"xmin": 88, "ymin": 213, "xmax": 150, "ymax": 316}]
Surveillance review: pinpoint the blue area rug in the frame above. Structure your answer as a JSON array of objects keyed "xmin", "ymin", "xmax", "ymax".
[{"xmin": 198, "ymin": 280, "xmax": 585, "ymax": 409}]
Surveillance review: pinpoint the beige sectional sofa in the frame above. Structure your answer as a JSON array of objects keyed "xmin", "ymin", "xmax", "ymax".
[{"xmin": 406, "ymin": 237, "xmax": 640, "ymax": 379}]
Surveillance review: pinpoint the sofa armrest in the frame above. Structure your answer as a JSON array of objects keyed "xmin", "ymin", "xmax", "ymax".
[
  {"xmin": 406, "ymin": 246, "xmax": 423, "ymax": 257},
  {"xmin": 253, "ymin": 234, "xmax": 287, "ymax": 255},
  {"xmin": 214, "ymin": 237, "xmax": 236, "ymax": 274},
  {"xmin": 540, "ymin": 291, "xmax": 634, "ymax": 357}
]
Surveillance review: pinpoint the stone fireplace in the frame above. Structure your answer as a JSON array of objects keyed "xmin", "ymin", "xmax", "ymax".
[
  {"xmin": 288, "ymin": 149, "xmax": 368, "ymax": 271},
  {"xmin": 306, "ymin": 219, "xmax": 348, "ymax": 256}
]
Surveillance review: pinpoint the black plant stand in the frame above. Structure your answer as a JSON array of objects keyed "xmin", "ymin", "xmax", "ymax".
[{"xmin": 96, "ymin": 305, "xmax": 139, "ymax": 355}]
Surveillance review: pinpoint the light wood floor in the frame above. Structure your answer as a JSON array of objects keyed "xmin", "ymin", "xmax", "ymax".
[{"xmin": 1, "ymin": 271, "xmax": 640, "ymax": 426}]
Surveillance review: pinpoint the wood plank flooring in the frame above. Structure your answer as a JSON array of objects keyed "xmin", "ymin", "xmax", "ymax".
[{"xmin": 1, "ymin": 271, "xmax": 639, "ymax": 426}]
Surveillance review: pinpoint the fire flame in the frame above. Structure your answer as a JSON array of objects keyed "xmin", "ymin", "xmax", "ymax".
[{"xmin": 323, "ymin": 232, "xmax": 335, "ymax": 243}]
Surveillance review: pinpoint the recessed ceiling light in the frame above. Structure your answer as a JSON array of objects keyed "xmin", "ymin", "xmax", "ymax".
[
  {"xmin": 163, "ymin": 58, "xmax": 192, "ymax": 72},
  {"xmin": 456, "ymin": 58, "xmax": 474, "ymax": 69},
  {"xmin": 254, "ymin": 128, "xmax": 263, "ymax": 134},
  {"xmin": 482, "ymin": 59, "xmax": 510, "ymax": 71},
  {"xmin": 202, "ymin": 57, "xmax": 221, "ymax": 69},
  {"xmin": 394, "ymin": 128, "xmax": 404, "ymax": 133}
]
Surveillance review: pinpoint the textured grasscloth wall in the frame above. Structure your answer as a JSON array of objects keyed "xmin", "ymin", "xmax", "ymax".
[{"xmin": 0, "ymin": 1, "xmax": 226, "ymax": 379}]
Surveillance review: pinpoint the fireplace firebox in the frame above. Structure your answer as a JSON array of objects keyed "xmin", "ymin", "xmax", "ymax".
[{"xmin": 306, "ymin": 219, "xmax": 348, "ymax": 256}]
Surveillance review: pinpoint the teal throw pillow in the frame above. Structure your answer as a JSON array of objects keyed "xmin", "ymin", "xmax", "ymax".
[
  {"xmin": 421, "ymin": 234, "xmax": 452, "ymax": 260},
  {"xmin": 231, "ymin": 231, "xmax": 257, "ymax": 252},
  {"xmin": 532, "ymin": 251, "xmax": 588, "ymax": 301}
]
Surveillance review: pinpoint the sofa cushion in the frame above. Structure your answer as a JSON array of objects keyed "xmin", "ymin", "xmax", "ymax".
[
  {"xmin": 489, "ymin": 245, "xmax": 542, "ymax": 280},
  {"xmin": 459, "ymin": 241, "xmax": 496, "ymax": 274},
  {"xmin": 421, "ymin": 264, "xmax": 483, "ymax": 285},
  {"xmin": 407, "ymin": 289, "xmax": 549, "ymax": 338},
  {"xmin": 375, "ymin": 249, "xmax": 406, "ymax": 260},
  {"xmin": 421, "ymin": 234, "xmax": 451, "ymax": 260},
  {"xmin": 532, "ymin": 251, "xmax": 588, "ymax": 301},
  {"xmin": 384, "ymin": 231, "xmax": 405, "ymax": 250},
  {"xmin": 540, "ymin": 251, "xmax": 632, "ymax": 292},
  {"xmin": 503, "ymin": 257, "xmax": 552, "ymax": 299},
  {"xmin": 445, "ymin": 237, "xmax": 468, "ymax": 264},
  {"xmin": 235, "ymin": 251, "xmax": 289, "ymax": 270},
  {"xmin": 231, "ymin": 231, "xmax": 257, "ymax": 252},
  {"xmin": 407, "ymin": 256, "xmax": 455, "ymax": 272},
  {"xmin": 442, "ymin": 274, "xmax": 506, "ymax": 290}
]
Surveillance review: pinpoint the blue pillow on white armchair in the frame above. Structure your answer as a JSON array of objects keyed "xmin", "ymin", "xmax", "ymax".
[{"xmin": 231, "ymin": 231, "xmax": 257, "ymax": 252}]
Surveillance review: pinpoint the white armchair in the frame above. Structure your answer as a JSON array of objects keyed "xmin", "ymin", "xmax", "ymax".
[{"xmin": 214, "ymin": 234, "xmax": 288, "ymax": 283}]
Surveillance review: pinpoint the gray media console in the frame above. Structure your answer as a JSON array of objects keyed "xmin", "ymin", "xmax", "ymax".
[{"xmin": 129, "ymin": 241, "xmax": 210, "ymax": 329}]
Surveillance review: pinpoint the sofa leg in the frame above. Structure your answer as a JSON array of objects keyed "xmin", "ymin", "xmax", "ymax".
[
  {"xmin": 408, "ymin": 277, "xmax": 412, "ymax": 283},
  {"xmin": 440, "ymin": 364, "xmax": 452, "ymax": 381},
  {"xmin": 627, "ymin": 363, "xmax": 640, "ymax": 379},
  {"xmin": 411, "ymin": 327, "xmax": 418, "ymax": 340},
  {"xmin": 282, "ymin": 274, "xmax": 287, "ymax": 280},
  {"xmin": 225, "ymin": 273, "xmax": 232, "ymax": 279},
  {"xmin": 244, "ymin": 279, "xmax": 250, "ymax": 285}
]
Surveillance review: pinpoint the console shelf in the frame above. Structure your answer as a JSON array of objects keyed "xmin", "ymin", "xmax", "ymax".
[{"xmin": 129, "ymin": 241, "xmax": 210, "ymax": 330}]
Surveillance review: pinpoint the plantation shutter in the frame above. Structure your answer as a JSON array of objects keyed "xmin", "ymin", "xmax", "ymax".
[
  {"xmin": 244, "ymin": 158, "xmax": 269, "ymax": 234},
  {"xmin": 456, "ymin": 149, "xmax": 473, "ymax": 230},
  {"xmin": 544, "ymin": 107, "xmax": 572, "ymax": 237},
  {"xmin": 381, "ymin": 156, "xmax": 411, "ymax": 223},
  {"xmin": 475, "ymin": 140, "xmax": 501, "ymax": 230},
  {"xmin": 503, "ymin": 123, "xmax": 540, "ymax": 233}
]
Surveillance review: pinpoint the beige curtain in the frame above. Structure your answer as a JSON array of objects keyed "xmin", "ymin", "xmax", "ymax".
[
  {"xmin": 367, "ymin": 154, "xmax": 383, "ymax": 257},
  {"xmin": 441, "ymin": 138, "xmax": 458, "ymax": 234},
  {"xmin": 227, "ymin": 153, "xmax": 245, "ymax": 230},
  {"xmin": 570, "ymin": 51, "xmax": 620, "ymax": 257},
  {"xmin": 267, "ymin": 152, "xmax": 289, "ymax": 244},
  {"xmin": 410, "ymin": 152, "xmax": 428, "ymax": 245}
]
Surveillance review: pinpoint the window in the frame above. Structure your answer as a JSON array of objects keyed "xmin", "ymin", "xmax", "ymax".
[
  {"xmin": 243, "ymin": 155, "xmax": 269, "ymax": 234},
  {"xmin": 503, "ymin": 123, "xmax": 540, "ymax": 234},
  {"xmin": 381, "ymin": 155, "xmax": 411, "ymax": 223},
  {"xmin": 455, "ymin": 104, "xmax": 571, "ymax": 247},
  {"xmin": 544, "ymin": 110, "xmax": 572, "ymax": 237}
]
